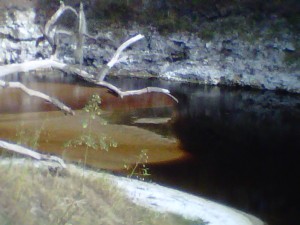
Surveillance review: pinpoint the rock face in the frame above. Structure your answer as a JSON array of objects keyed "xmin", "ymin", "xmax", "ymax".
[
  {"xmin": 0, "ymin": 8, "xmax": 299, "ymax": 93},
  {"xmin": 0, "ymin": 8, "xmax": 51, "ymax": 64}
]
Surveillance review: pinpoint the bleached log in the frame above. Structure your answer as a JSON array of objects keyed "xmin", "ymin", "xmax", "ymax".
[
  {"xmin": 0, "ymin": 59, "xmax": 178, "ymax": 102},
  {"xmin": 107, "ymin": 34, "xmax": 144, "ymax": 69},
  {"xmin": 0, "ymin": 140, "xmax": 66, "ymax": 168},
  {"xmin": 0, "ymin": 80, "xmax": 74, "ymax": 115},
  {"xmin": 96, "ymin": 34, "xmax": 145, "ymax": 82},
  {"xmin": 0, "ymin": 59, "xmax": 93, "ymax": 79},
  {"xmin": 75, "ymin": 2, "xmax": 87, "ymax": 66},
  {"xmin": 97, "ymin": 81, "xmax": 179, "ymax": 103}
]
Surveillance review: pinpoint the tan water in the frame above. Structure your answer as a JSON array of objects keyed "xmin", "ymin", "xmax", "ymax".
[
  {"xmin": 0, "ymin": 82, "xmax": 187, "ymax": 170},
  {"xmin": 2, "ymin": 78, "xmax": 300, "ymax": 225}
]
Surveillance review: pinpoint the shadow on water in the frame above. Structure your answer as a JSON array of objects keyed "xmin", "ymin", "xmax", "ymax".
[
  {"xmin": 150, "ymin": 83, "xmax": 300, "ymax": 225},
  {"xmin": 82, "ymin": 77, "xmax": 300, "ymax": 225},
  {"xmin": 1, "ymin": 75, "xmax": 300, "ymax": 225}
]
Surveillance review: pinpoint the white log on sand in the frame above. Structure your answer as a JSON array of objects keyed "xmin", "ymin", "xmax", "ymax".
[{"xmin": 0, "ymin": 140, "xmax": 66, "ymax": 168}]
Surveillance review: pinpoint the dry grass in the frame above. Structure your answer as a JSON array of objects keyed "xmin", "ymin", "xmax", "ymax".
[{"xmin": 0, "ymin": 159, "xmax": 199, "ymax": 225}]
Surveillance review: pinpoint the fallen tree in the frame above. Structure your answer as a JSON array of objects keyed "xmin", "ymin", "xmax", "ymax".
[{"xmin": 0, "ymin": 2, "xmax": 177, "ymax": 166}]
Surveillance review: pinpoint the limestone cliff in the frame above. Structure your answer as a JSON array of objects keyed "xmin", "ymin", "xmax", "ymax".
[{"xmin": 0, "ymin": 1, "xmax": 299, "ymax": 93}]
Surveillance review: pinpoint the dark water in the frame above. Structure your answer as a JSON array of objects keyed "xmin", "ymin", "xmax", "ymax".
[
  {"xmin": 107, "ymin": 77, "xmax": 300, "ymax": 225},
  {"xmin": 1, "ymin": 75, "xmax": 300, "ymax": 225}
]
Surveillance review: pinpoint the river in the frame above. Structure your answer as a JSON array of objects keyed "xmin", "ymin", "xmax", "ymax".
[{"xmin": 1, "ymin": 75, "xmax": 299, "ymax": 225}]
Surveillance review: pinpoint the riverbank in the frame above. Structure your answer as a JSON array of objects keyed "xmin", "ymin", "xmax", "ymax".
[
  {"xmin": 0, "ymin": 158, "xmax": 265, "ymax": 225},
  {"xmin": 0, "ymin": 3, "xmax": 299, "ymax": 93}
]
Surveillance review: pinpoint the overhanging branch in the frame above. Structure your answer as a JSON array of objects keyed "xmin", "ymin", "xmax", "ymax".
[
  {"xmin": 0, "ymin": 59, "xmax": 179, "ymax": 103},
  {"xmin": 96, "ymin": 34, "xmax": 145, "ymax": 82}
]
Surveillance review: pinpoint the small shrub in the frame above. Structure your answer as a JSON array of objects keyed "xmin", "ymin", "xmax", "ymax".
[
  {"xmin": 124, "ymin": 149, "xmax": 151, "ymax": 181},
  {"xmin": 64, "ymin": 94, "xmax": 117, "ymax": 152}
]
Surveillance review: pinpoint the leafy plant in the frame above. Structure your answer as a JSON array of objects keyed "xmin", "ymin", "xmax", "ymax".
[
  {"xmin": 64, "ymin": 94, "xmax": 117, "ymax": 151},
  {"xmin": 124, "ymin": 149, "xmax": 151, "ymax": 181}
]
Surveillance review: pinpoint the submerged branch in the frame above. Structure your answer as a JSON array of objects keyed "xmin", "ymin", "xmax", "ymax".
[
  {"xmin": 0, "ymin": 140, "xmax": 66, "ymax": 168},
  {"xmin": 0, "ymin": 80, "xmax": 74, "ymax": 115}
]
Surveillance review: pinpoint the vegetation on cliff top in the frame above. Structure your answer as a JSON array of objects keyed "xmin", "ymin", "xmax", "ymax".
[{"xmin": 31, "ymin": 0, "xmax": 300, "ymax": 33}]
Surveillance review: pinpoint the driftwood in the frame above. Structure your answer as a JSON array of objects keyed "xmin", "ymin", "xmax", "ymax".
[
  {"xmin": 0, "ymin": 58, "xmax": 178, "ymax": 103},
  {"xmin": 0, "ymin": 140, "xmax": 66, "ymax": 168},
  {"xmin": 96, "ymin": 34, "xmax": 145, "ymax": 81},
  {"xmin": 0, "ymin": 2, "xmax": 178, "ymax": 167}
]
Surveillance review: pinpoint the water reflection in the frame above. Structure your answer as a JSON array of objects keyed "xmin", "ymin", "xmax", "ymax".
[
  {"xmin": 152, "ymin": 84, "xmax": 300, "ymax": 225},
  {"xmin": 105, "ymin": 79, "xmax": 300, "ymax": 225},
  {"xmin": 0, "ymin": 79, "xmax": 184, "ymax": 170}
]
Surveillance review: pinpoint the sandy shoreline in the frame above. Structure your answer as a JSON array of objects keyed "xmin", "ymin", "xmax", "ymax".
[{"xmin": 0, "ymin": 158, "xmax": 264, "ymax": 225}]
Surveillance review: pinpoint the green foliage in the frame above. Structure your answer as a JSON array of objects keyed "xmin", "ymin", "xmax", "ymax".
[
  {"xmin": 34, "ymin": 0, "xmax": 300, "ymax": 35},
  {"xmin": 124, "ymin": 149, "xmax": 151, "ymax": 181},
  {"xmin": 64, "ymin": 94, "xmax": 117, "ymax": 151}
]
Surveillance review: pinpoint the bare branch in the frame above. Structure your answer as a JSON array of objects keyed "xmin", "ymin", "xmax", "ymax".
[
  {"xmin": 78, "ymin": 3, "xmax": 87, "ymax": 35},
  {"xmin": 0, "ymin": 140, "xmax": 66, "ymax": 168},
  {"xmin": 0, "ymin": 59, "xmax": 178, "ymax": 103},
  {"xmin": 44, "ymin": 2, "xmax": 78, "ymax": 39},
  {"xmin": 75, "ymin": 2, "xmax": 87, "ymax": 66},
  {"xmin": 0, "ymin": 80, "xmax": 74, "ymax": 115},
  {"xmin": 56, "ymin": 29, "xmax": 75, "ymax": 36},
  {"xmin": 107, "ymin": 34, "xmax": 145, "ymax": 69},
  {"xmin": 96, "ymin": 81, "xmax": 179, "ymax": 103},
  {"xmin": 96, "ymin": 34, "xmax": 145, "ymax": 82},
  {"xmin": 84, "ymin": 32, "xmax": 115, "ymax": 45},
  {"xmin": 0, "ymin": 59, "xmax": 93, "ymax": 79}
]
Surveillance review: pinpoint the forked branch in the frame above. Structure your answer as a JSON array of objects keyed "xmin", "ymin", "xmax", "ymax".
[
  {"xmin": 0, "ymin": 60, "xmax": 178, "ymax": 103},
  {"xmin": 0, "ymin": 2, "xmax": 178, "ymax": 117},
  {"xmin": 44, "ymin": 2, "xmax": 78, "ymax": 42}
]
